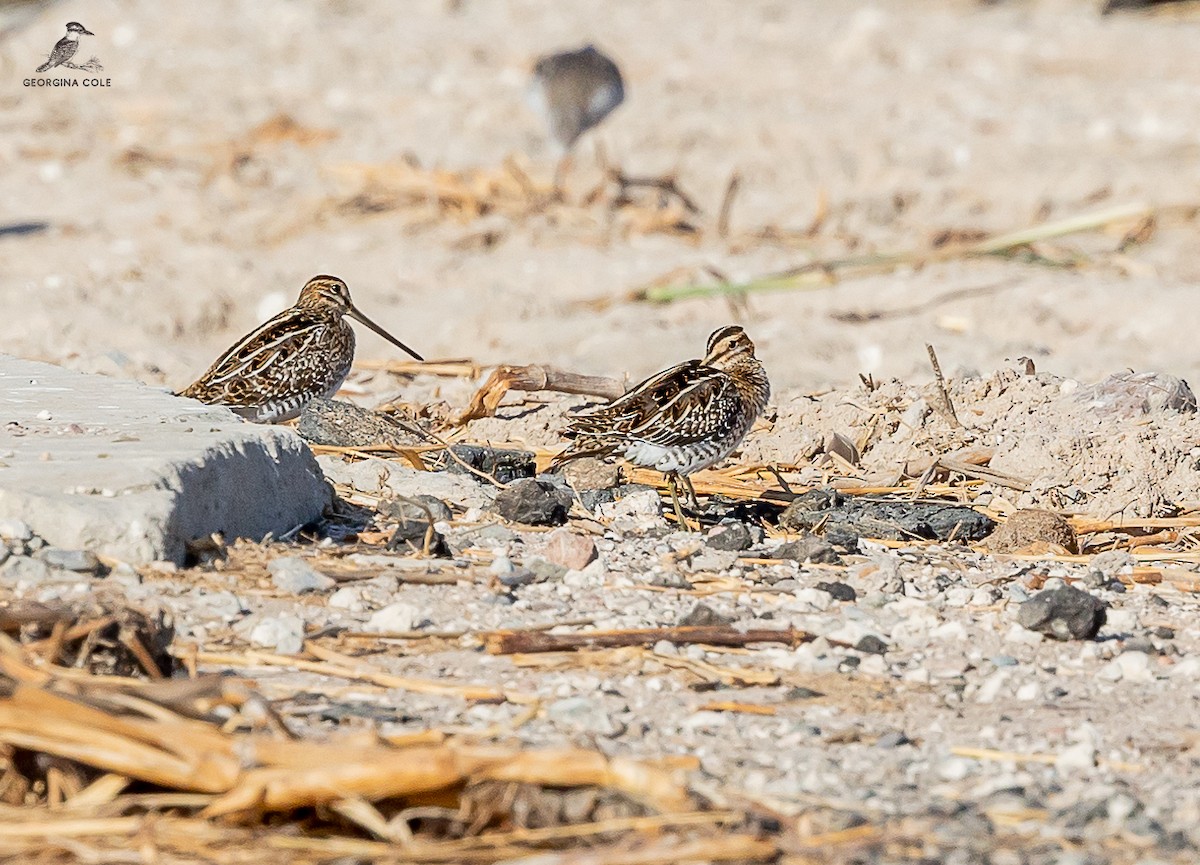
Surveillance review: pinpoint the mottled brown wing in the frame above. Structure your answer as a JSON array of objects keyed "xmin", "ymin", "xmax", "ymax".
[
  {"xmin": 567, "ymin": 361, "xmax": 738, "ymax": 446},
  {"xmin": 180, "ymin": 309, "xmax": 329, "ymax": 407}
]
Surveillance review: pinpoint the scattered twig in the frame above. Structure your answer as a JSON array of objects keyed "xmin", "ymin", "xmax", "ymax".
[
  {"xmin": 482, "ymin": 625, "xmax": 821, "ymax": 654},
  {"xmin": 716, "ymin": 171, "xmax": 742, "ymax": 238},
  {"xmin": 925, "ymin": 343, "xmax": 961, "ymax": 429}
]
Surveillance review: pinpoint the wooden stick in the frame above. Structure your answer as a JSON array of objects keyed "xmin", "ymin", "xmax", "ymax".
[
  {"xmin": 454, "ymin": 364, "xmax": 624, "ymax": 425},
  {"xmin": 716, "ymin": 171, "xmax": 741, "ymax": 238},
  {"xmin": 483, "ymin": 625, "xmax": 818, "ymax": 654}
]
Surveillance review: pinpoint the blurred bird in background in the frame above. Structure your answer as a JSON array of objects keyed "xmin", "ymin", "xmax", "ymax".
[{"xmin": 527, "ymin": 44, "xmax": 625, "ymax": 189}]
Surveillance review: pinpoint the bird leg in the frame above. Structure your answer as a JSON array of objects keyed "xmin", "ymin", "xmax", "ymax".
[
  {"xmin": 681, "ymin": 475, "xmax": 702, "ymax": 512},
  {"xmin": 666, "ymin": 472, "xmax": 687, "ymax": 527}
]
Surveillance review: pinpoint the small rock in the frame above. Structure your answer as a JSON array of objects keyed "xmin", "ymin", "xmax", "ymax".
[
  {"xmin": 0, "ymin": 519, "xmax": 32, "ymax": 542},
  {"xmin": 1087, "ymin": 549, "xmax": 1134, "ymax": 585},
  {"xmin": 38, "ymin": 548, "xmax": 101, "ymax": 573},
  {"xmin": 1074, "ymin": 370, "xmax": 1196, "ymax": 416},
  {"xmin": 268, "ymin": 557, "xmax": 335, "ymax": 594},
  {"xmin": 1017, "ymin": 586, "xmax": 1106, "ymax": 640},
  {"xmin": 678, "ymin": 603, "xmax": 734, "ymax": 627},
  {"xmin": 498, "ymin": 568, "xmax": 538, "ymax": 588},
  {"xmin": 537, "ymin": 528, "xmax": 597, "ymax": 570},
  {"xmin": 493, "ymin": 478, "xmax": 573, "ymax": 526},
  {"xmin": 776, "ymin": 536, "xmax": 842, "ymax": 565},
  {"xmin": 987, "ymin": 509, "xmax": 1078, "ymax": 554},
  {"xmin": 705, "ymin": 520, "xmax": 754, "ymax": 551},
  {"xmin": 365, "ymin": 602, "xmax": 424, "ymax": 633},
  {"xmin": 875, "ymin": 730, "xmax": 910, "ymax": 748},
  {"xmin": 560, "ymin": 457, "xmax": 620, "ymax": 491},
  {"xmin": 1154, "ymin": 625, "xmax": 1175, "ymax": 640},
  {"xmin": 298, "ymin": 398, "xmax": 421, "ymax": 448},
  {"xmin": 525, "ymin": 558, "xmax": 568, "ymax": 583},
  {"xmin": 1, "ymin": 556, "xmax": 57, "ymax": 584},
  {"xmin": 327, "ymin": 586, "xmax": 363, "ymax": 610},
  {"xmin": 385, "ymin": 495, "xmax": 452, "ymax": 556},
  {"xmin": 382, "ymin": 495, "xmax": 453, "ymax": 525},
  {"xmin": 249, "ymin": 616, "xmax": 305, "ymax": 655},
  {"xmin": 823, "ymin": 431, "xmax": 861, "ymax": 466},
  {"xmin": 815, "ymin": 580, "xmax": 856, "ymax": 602},
  {"xmin": 855, "ymin": 635, "xmax": 888, "ymax": 655},
  {"xmin": 547, "ymin": 696, "xmax": 625, "ymax": 737}
]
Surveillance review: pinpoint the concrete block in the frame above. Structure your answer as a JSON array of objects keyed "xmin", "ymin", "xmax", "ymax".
[{"xmin": 0, "ymin": 355, "xmax": 330, "ymax": 564}]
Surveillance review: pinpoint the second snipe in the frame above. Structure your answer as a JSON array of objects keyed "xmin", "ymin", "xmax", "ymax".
[{"xmin": 179, "ymin": 275, "xmax": 422, "ymax": 423}]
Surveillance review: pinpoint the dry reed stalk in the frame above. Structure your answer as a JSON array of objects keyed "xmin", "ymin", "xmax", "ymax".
[
  {"xmin": 189, "ymin": 648, "xmax": 520, "ymax": 703},
  {"xmin": 628, "ymin": 202, "xmax": 1153, "ymax": 304}
]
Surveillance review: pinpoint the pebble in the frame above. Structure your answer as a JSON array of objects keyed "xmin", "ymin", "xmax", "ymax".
[
  {"xmin": 546, "ymin": 696, "xmax": 625, "ymax": 737},
  {"xmin": 268, "ymin": 557, "xmax": 335, "ymax": 594},
  {"xmin": 855, "ymin": 635, "xmax": 888, "ymax": 655},
  {"xmin": 537, "ymin": 528, "xmax": 597, "ymax": 570},
  {"xmin": 560, "ymin": 457, "xmax": 620, "ymax": 491},
  {"xmin": 365, "ymin": 602, "xmax": 424, "ymax": 633},
  {"xmin": 706, "ymin": 520, "xmax": 754, "ymax": 551},
  {"xmin": 815, "ymin": 581, "xmax": 857, "ymax": 602},
  {"xmin": 0, "ymin": 519, "xmax": 32, "ymax": 542},
  {"xmin": 987, "ymin": 509, "xmax": 1078, "ymax": 553},
  {"xmin": 1016, "ymin": 586, "xmax": 1106, "ymax": 640},
  {"xmin": 327, "ymin": 586, "xmax": 364, "ymax": 610},
  {"xmin": 678, "ymin": 603, "xmax": 734, "ymax": 627},
  {"xmin": 1097, "ymin": 650, "xmax": 1155, "ymax": 683},
  {"xmin": 492, "ymin": 478, "xmax": 573, "ymax": 526},
  {"xmin": 249, "ymin": 616, "xmax": 305, "ymax": 655},
  {"xmin": 776, "ymin": 536, "xmax": 842, "ymax": 565},
  {"xmin": 38, "ymin": 548, "xmax": 101, "ymax": 573}
]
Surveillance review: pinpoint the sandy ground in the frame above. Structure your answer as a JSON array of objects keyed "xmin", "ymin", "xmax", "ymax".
[
  {"xmin": 2, "ymin": 0, "xmax": 1200, "ymax": 394},
  {"xmin": 6, "ymin": 1, "xmax": 1200, "ymax": 862}
]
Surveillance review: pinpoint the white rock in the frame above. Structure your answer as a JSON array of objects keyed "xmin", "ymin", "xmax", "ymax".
[
  {"xmin": 1003, "ymin": 623, "xmax": 1043, "ymax": 645},
  {"xmin": 268, "ymin": 557, "xmax": 335, "ymax": 594},
  {"xmin": 249, "ymin": 616, "xmax": 304, "ymax": 655},
  {"xmin": 0, "ymin": 519, "xmax": 32, "ymax": 541},
  {"xmin": 790, "ymin": 587, "xmax": 834, "ymax": 612},
  {"xmin": 1103, "ymin": 609, "xmax": 1138, "ymax": 633},
  {"xmin": 936, "ymin": 757, "xmax": 974, "ymax": 781},
  {"xmin": 1170, "ymin": 657, "xmax": 1200, "ymax": 679},
  {"xmin": 1098, "ymin": 651, "xmax": 1155, "ymax": 683},
  {"xmin": 975, "ymin": 670, "xmax": 1010, "ymax": 704},
  {"xmin": 1016, "ymin": 682, "xmax": 1040, "ymax": 701},
  {"xmin": 365, "ymin": 602, "xmax": 423, "ymax": 633},
  {"xmin": 1055, "ymin": 741, "xmax": 1097, "ymax": 772},
  {"xmin": 327, "ymin": 586, "xmax": 363, "ymax": 610}
]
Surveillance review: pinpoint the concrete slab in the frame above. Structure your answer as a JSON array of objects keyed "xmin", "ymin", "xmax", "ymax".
[{"xmin": 0, "ymin": 355, "xmax": 331, "ymax": 564}]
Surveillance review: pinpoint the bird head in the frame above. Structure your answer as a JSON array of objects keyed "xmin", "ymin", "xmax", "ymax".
[
  {"xmin": 702, "ymin": 325, "xmax": 757, "ymax": 369},
  {"xmin": 65, "ymin": 22, "xmax": 94, "ymax": 36},
  {"xmin": 296, "ymin": 275, "xmax": 423, "ymax": 361}
]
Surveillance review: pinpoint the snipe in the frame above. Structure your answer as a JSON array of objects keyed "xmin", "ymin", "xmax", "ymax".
[
  {"xmin": 553, "ymin": 325, "xmax": 770, "ymax": 523},
  {"xmin": 178, "ymin": 275, "xmax": 422, "ymax": 423}
]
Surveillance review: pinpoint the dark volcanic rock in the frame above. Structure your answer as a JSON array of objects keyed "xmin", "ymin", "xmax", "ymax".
[
  {"xmin": 493, "ymin": 478, "xmax": 573, "ymax": 525},
  {"xmin": 816, "ymin": 580, "xmax": 857, "ymax": 602},
  {"xmin": 444, "ymin": 444, "xmax": 536, "ymax": 484},
  {"xmin": 706, "ymin": 520, "xmax": 754, "ymax": 551},
  {"xmin": 1017, "ymin": 586, "xmax": 1106, "ymax": 641},
  {"xmin": 779, "ymin": 490, "xmax": 993, "ymax": 544}
]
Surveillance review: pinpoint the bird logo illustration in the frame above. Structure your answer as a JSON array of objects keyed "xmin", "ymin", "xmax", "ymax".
[{"xmin": 35, "ymin": 22, "xmax": 101, "ymax": 73}]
